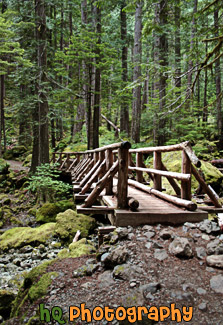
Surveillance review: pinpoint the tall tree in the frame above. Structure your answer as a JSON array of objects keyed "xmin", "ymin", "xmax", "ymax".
[
  {"xmin": 31, "ymin": 0, "xmax": 49, "ymax": 172},
  {"xmin": 131, "ymin": 0, "xmax": 143, "ymax": 143},
  {"xmin": 93, "ymin": 1, "xmax": 101, "ymax": 148},
  {"xmin": 214, "ymin": 6, "xmax": 222, "ymax": 139},
  {"xmin": 120, "ymin": 0, "xmax": 129, "ymax": 136}
]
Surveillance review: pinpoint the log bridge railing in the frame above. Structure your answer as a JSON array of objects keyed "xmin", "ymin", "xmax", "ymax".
[{"xmin": 51, "ymin": 141, "xmax": 222, "ymax": 213}]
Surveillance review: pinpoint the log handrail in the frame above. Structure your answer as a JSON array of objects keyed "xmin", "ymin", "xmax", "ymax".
[{"xmin": 128, "ymin": 166, "xmax": 191, "ymax": 181}]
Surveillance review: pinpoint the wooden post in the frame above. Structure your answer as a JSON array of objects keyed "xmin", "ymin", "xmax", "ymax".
[
  {"xmin": 153, "ymin": 152, "xmax": 162, "ymax": 191},
  {"xmin": 59, "ymin": 153, "xmax": 63, "ymax": 167},
  {"xmin": 105, "ymin": 149, "xmax": 113, "ymax": 194},
  {"xmin": 94, "ymin": 152, "xmax": 99, "ymax": 165},
  {"xmin": 136, "ymin": 152, "xmax": 144, "ymax": 183},
  {"xmin": 66, "ymin": 154, "xmax": 71, "ymax": 170},
  {"xmin": 98, "ymin": 150, "xmax": 105, "ymax": 179},
  {"xmin": 181, "ymin": 150, "xmax": 191, "ymax": 200},
  {"xmin": 161, "ymin": 162, "xmax": 181, "ymax": 196},
  {"xmin": 117, "ymin": 142, "xmax": 131, "ymax": 208}
]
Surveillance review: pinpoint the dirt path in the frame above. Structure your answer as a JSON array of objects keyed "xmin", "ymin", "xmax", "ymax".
[{"xmin": 6, "ymin": 160, "xmax": 29, "ymax": 172}]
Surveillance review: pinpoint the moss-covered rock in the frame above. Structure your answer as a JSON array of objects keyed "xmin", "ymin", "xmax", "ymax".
[
  {"xmin": 0, "ymin": 289, "xmax": 16, "ymax": 319},
  {"xmin": 0, "ymin": 158, "xmax": 9, "ymax": 174},
  {"xmin": 0, "ymin": 223, "xmax": 56, "ymax": 252},
  {"xmin": 11, "ymin": 259, "xmax": 56, "ymax": 318},
  {"xmin": 3, "ymin": 145, "xmax": 27, "ymax": 160},
  {"xmin": 28, "ymin": 272, "xmax": 58, "ymax": 302},
  {"xmin": 58, "ymin": 238, "xmax": 96, "ymax": 258},
  {"xmin": 157, "ymin": 151, "xmax": 223, "ymax": 195},
  {"xmin": 36, "ymin": 200, "xmax": 75, "ymax": 223},
  {"xmin": 22, "ymin": 154, "xmax": 32, "ymax": 167},
  {"xmin": 55, "ymin": 209, "xmax": 96, "ymax": 243}
]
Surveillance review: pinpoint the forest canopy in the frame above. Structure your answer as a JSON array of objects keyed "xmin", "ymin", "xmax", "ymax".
[{"xmin": 0, "ymin": 0, "xmax": 222, "ymax": 171}]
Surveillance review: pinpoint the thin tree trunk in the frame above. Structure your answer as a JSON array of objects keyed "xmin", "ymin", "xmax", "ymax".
[
  {"xmin": 186, "ymin": 0, "xmax": 197, "ymax": 109},
  {"xmin": 203, "ymin": 41, "xmax": 208, "ymax": 123},
  {"xmin": 93, "ymin": 2, "xmax": 101, "ymax": 149},
  {"xmin": 214, "ymin": 8, "xmax": 222, "ymax": 137},
  {"xmin": 120, "ymin": 0, "xmax": 129, "ymax": 136},
  {"xmin": 175, "ymin": 0, "xmax": 181, "ymax": 90},
  {"xmin": 131, "ymin": 0, "xmax": 143, "ymax": 143}
]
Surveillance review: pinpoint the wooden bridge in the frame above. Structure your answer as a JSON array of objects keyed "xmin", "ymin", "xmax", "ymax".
[{"xmin": 51, "ymin": 141, "xmax": 222, "ymax": 227}]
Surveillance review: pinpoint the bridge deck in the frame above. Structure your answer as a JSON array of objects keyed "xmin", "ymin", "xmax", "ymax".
[{"xmin": 77, "ymin": 181, "xmax": 208, "ymax": 226}]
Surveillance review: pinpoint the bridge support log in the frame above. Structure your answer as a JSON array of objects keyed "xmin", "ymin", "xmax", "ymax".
[
  {"xmin": 117, "ymin": 145, "xmax": 130, "ymax": 209},
  {"xmin": 128, "ymin": 179, "xmax": 197, "ymax": 211},
  {"xmin": 82, "ymin": 161, "xmax": 119, "ymax": 208}
]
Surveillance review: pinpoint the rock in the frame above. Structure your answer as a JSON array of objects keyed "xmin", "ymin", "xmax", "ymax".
[
  {"xmin": 73, "ymin": 263, "xmax": 99, "ymax": 278},
  {"xmin": 140, "ymin": 282, "xmax": 161, "ymax": 296},
  {"xmin": 197, "ymin": 288, "xmax": 207, "ymax": 295},
  {"xmin": 184, "ymin": 222, "xmax": 197, "ymax": 229},
  {"xmin": 170, "ymin": 290, "xmax": 193, "ymax": 301},
  {"xmin": 145, "ymin": 242, "xmax": 152, "ymax": 250},
  {"xmin": 196, "ymin": 247, "xmax": 206, "ymax": 259},
  {"xmin": 144, "ymin": 231, "xmax": 156, "ymax": 239},
  {"xmin": 159, "ymin": 228, "xmax": 174, "ymax": 240},
  {"xmin": 116, "ymin": 227, "xmax": 129, "ymax": 240},
  {"xmin": 154, "ymin": 249, "xmax": 168, "ymax": 261},
  {"xmin": 199, "ymin": 219, "xmax": 220, "ymax": 234},
  {"xmin": 206, "ymin": 255, "xmax": 223, "ymax": 268},
  {"xmin": 36, "ymin": 200, "xmax": 75, "ymax": 223},
  {"xmin": 210, "ymin": 275, "xmax": 223, "ymax": 293},
  {"xmin": 0, "ymin": 159, "xmax": 9, "ymax": 175},
  {"xmin": 98, "ymin": 271, "xmax": 115, "ymax": 288},
  {"xmin": 169, "ymin": 237, "xmax": 193, "ymax": 258},
  {"xmin": 0, "ymin": 289, "xmax": 16, "ymax": 318},
  {"xmin": 198, "ymin": 302, "xmax": 207, "ymax": 311},
  {"xmin": 113, "ymin": 264, "xmax": 143, "ymax": 281},
  {"xmin": 206, "ymin": 239, "xmax": 223, "ymax": 255},
  {"xmin": 58, "ymin": 238, "xmax": 96, "ymax": 259},
  {"xmin": 153, "ymin": 242, "xmax": 163, "ymax": 249},
  {"xmin": 101, "ymin": 246, "xmax": 129, "ymax": 269},
  {"xmin": 142, "ymin": 225, "xmax": 154, "ymax": 232},
  {"xmin": 202, "ymin": 234, "xmax": 210, "ymax": 241},
  {"xmin": 0, "ymin": 223, "xmax": 56, "ymax": 251},
  {"xmin": 55, "ymin": 209, "xmax": 96, "ymax": 242},
  {"xmin": 121, "ymin": 289, "xmax": 145, "ymax": 307},
  {"xmin": 3, "ymin": 145, "xmax": 27, "ymax": 160}
]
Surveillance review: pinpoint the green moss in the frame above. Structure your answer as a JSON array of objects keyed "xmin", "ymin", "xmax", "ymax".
[
  {"xmin": 11, "ymin": 259, "xmax": 57, "ymax": 318},
  {"xmin": 36, "ymin": 200, "xmax": 75, "ymax": 223},
  {"xmin": 55, "ymin": 209, "xmax": 96, "ymax": 243},
  {"xmin": 22, "ymin": 154, "xmax": 32, "ymax": 167},
  {"xmin": 0, "ymin": 159, "xmax": 9, "ymax": 174},
  {"xmin": 3, "ymin": 145, "xmax": 27, "ymax": 160},
  {"xmin": 57, "ymin": 238, "xmax": 96, "ymax": 258},
  {"xmin": 0, "ymin": 223, "xmax": 56, "ymax": 251},
  {"xmin": 28, "ymin": 272, "xmax": 58, "ymax": 302},
  {"xmin": 155, "ymin": 151, "xmax": 223, "ymax": 195}
]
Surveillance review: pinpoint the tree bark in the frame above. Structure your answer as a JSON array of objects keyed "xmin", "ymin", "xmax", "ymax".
[
  {"xmin": 131, "ymin": 0, "xmax": 143, "ymax": 143},
  {"xmin": 93, "ymin": 2, "xmax": 101, "ymax": 149},
  {"xmin": 214, "ymin": 8, "xmax": 222, "ymax": 138},
  {"xmin": 31, "ymin": 0, "xmax": 49, "ymax": 172},
  {"xmin": 120, "ymin": 0, "xmax": 129, "ymax": 136}
]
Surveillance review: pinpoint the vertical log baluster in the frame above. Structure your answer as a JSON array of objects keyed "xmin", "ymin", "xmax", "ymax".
[{"xmin": 153, "ymin": 152, "xmax": 162, "ymax": 191}]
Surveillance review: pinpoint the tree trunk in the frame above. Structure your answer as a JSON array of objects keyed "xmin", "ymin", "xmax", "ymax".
[
  {"xmin": 131, "ymin": 0, "xmax": 143, "ymax": 143},
  {"xmin": 93, "ymin": 2, "xmax": 101, "ymax": 149},
  {"xmin": 214, "ymin": 8, "xmax": 222, "ymax": 137},
  {"xmin": 120, "ymin": 0, "xmax": 129, "ymax": 136},
  {"xmin": 203, "ymin": 41, "xmax": 208, "ymax": 123},
  {"xmin": 31, "ymin": 0, "xmax": 49, "ymax": 172},
  {"xmin": 186, "ymin": 0, "xmax": 197, "ymax": 109},
  {"xmin": 175, "ymin": 0, "xmax": 181, "ymax": 91}
]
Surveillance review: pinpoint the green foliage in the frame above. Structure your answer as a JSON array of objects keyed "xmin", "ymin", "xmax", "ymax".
[{"xmin": 27, "ymin": 163, "xmax": 72, "ymax": 203}]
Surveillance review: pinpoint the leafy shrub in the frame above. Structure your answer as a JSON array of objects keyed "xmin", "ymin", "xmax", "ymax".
[{"xmin": 27, "ymin": 163, "xmax": 72, "ymax": 203}]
